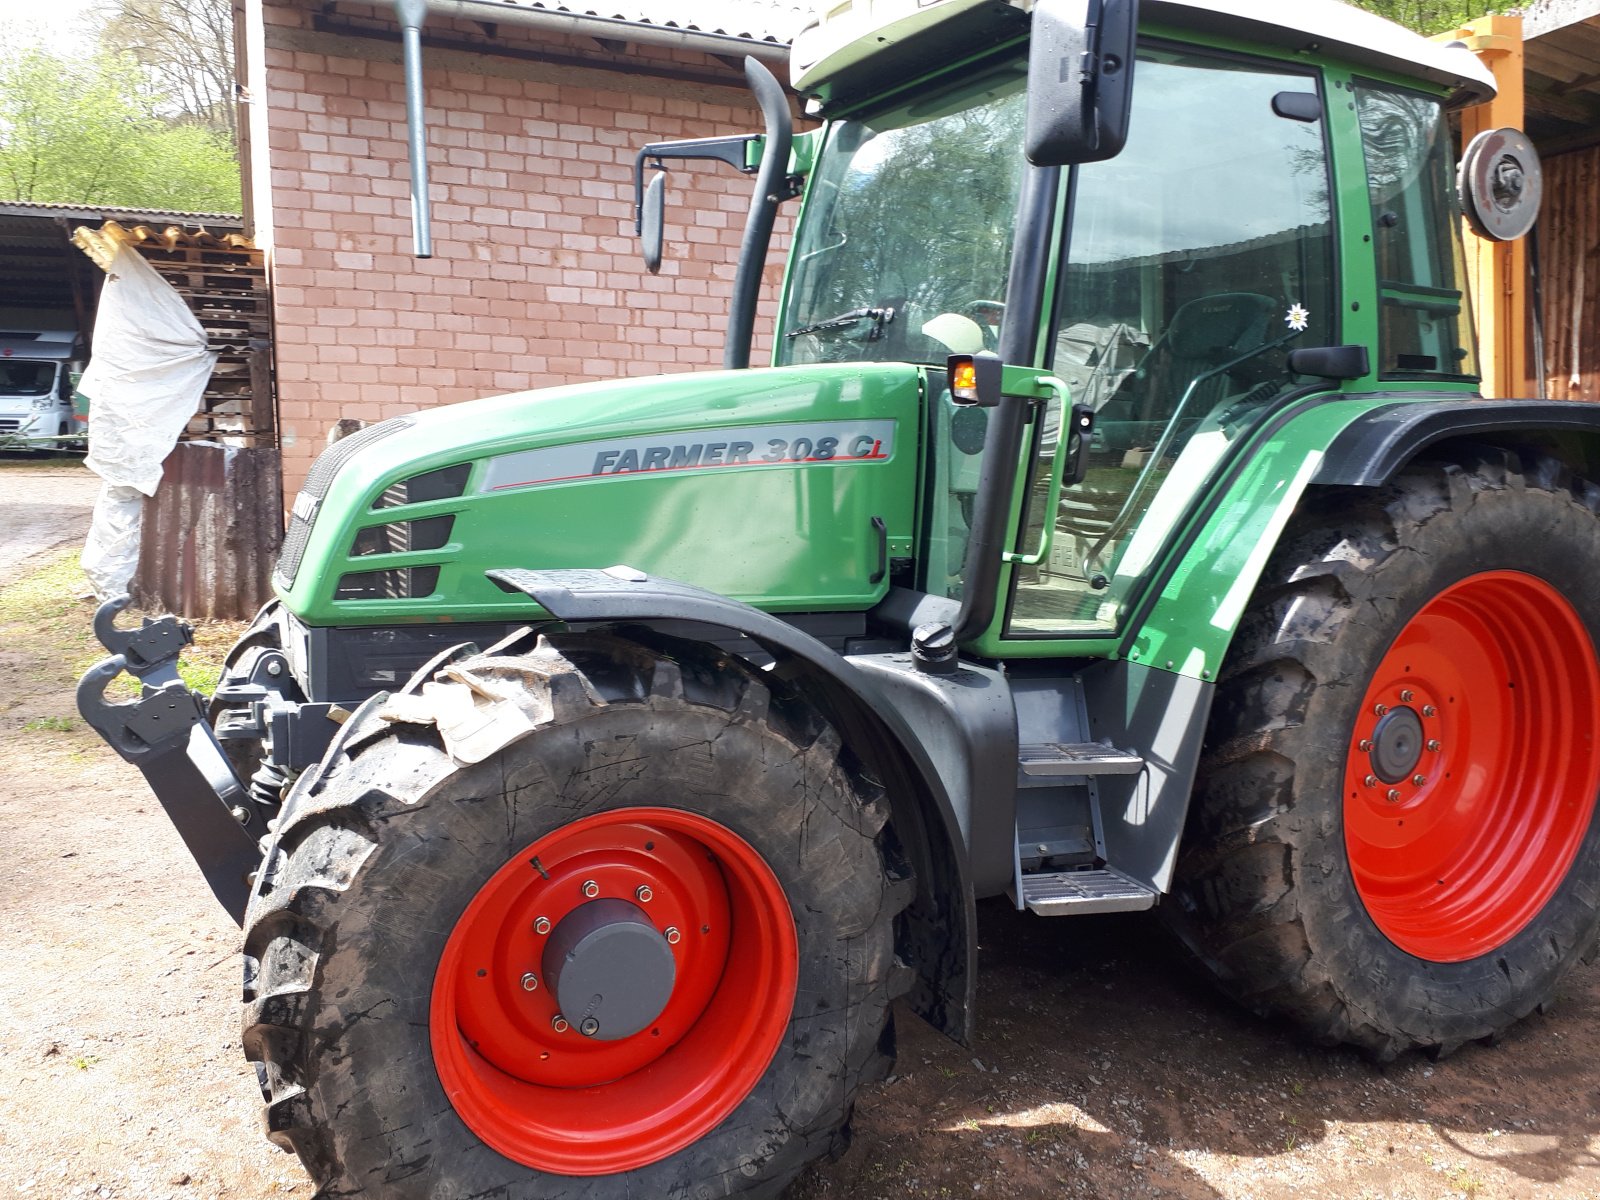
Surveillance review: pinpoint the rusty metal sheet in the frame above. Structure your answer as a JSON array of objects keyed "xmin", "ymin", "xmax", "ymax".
[{"xmin": 134, "ymin": 442, "xmax": 284, "ymax": 621}]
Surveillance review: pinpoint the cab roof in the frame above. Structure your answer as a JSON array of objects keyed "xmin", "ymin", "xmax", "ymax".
[
  {"xmin": 792, "ymin": 0, "xmax": 1495, "ymax": 111},
  {"xmin": 1145, "ymin": 0, "xmax": 1495, "ymax": 105}
]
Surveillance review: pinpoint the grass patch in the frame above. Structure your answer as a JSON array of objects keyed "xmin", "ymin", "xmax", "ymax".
[
  {"xmin": 23, "ymin": 715, "xmax": 76, "ymax": 732},
  {"xmin": 0, "ymin": 551, "xmax": 90, "ymax": 628},
  {"xmin": 1, "ymin": 548, "xmax": 246, "ymax": 707}
]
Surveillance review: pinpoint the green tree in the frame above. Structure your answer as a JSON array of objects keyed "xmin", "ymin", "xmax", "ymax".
[
  {"xmin": 0, "ymin": 41, "xmax": 240, "ymax": 211},
  {"xmin": 1344, "ymin": 1, "xmax": 1501, "ymax": 35}
]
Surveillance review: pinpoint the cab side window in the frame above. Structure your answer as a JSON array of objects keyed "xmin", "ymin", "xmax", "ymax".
[{"xmin": 1354, "ymin": 83, "xmax": 1479, "ymax": 380}]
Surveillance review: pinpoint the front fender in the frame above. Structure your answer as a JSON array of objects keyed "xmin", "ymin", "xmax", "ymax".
[{"xmin": 487, "ymin": 566, "xmax": 979, "ymax": 1044}]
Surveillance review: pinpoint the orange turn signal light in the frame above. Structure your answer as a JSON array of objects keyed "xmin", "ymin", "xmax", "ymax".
[
  {"xmin": 947, "ymin": 351, "xmax": 1001, "ymax": 407},
  {"xmin": 950, "ymin": 358, "xmax": 979, "ymax": 401}
]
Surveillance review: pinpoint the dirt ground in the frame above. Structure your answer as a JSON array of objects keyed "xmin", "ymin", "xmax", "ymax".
[
  {"xmin": 2, "ymin": 470, "xmax": 1598, "ymax": 1199},
  {"xmin": 0, "ymin": 454, "xmax": 98, "ymax": 582}
]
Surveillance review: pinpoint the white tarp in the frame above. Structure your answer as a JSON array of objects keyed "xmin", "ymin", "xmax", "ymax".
[{"xmin": 77, "ymin": 242, "xmax": 216, "ymax": 598}]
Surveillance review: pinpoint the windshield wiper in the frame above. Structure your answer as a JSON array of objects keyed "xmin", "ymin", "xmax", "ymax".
[{"xmin": 786, "ymin": 305, "xmax": 897, "ymax": 340}]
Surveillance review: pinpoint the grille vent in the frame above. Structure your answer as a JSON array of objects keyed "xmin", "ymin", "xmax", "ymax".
[
  {"xmin": 351, "ymin": 515, "xmax": 454, "ymax": 557},
  {"xmin": 335, "ymin": 566, "xmax": 441, "ymax": 601},
  {"xmin": 374, "ymin": 463, "xmax": 471, "ymax": 508},
  {"xmin": 274, "ymin": 418, "xmax": 413, "ymax": 589}
]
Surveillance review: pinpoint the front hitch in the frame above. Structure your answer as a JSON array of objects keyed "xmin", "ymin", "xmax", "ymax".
[{"xmin": 77, "ymin": 596, "xmax": 261, "ymax": 924}]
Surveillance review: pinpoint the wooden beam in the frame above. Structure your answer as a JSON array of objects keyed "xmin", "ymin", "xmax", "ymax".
[
  {"xmin": 1525, "ymin": 81, "xmax": 1600, "ymax": 124},
  {"xmin": 1437, "ymin": 14, "xmax": 1530, "ymax": 398}
]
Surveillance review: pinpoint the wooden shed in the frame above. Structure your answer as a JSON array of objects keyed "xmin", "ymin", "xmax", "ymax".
[{"xmin": 1522, "ymin": 0, "xmax": 1600, "ymax": 402}]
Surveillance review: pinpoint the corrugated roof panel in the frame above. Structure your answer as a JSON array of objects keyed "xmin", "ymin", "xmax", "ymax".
[
  {"xmin": 445, "ymin": 0, "xmax": 810, "ymax": 45},
  {"xmin": 0, "ymin": 200, "xmax": 242, "ymax": 225}
]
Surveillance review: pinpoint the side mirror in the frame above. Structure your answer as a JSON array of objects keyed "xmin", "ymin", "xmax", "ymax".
[
  {"xmin": 1288, "ymin": 345, "xmax": 1370, "ymax": 380},
  {"xmin": 1025, "ymin": 0, "xmax": 1139, "ymax": 166},
  {"xmin": 641, "ymin": 172, "xmax": 666, "ymax": 275}
]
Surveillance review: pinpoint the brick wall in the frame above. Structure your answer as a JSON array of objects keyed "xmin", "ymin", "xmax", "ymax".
[{"xmin": 255, "ymin": 1, "xmax": 798, "ymax": 496}]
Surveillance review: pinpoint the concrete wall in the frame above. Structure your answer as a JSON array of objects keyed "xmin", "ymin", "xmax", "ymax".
[{"xmin": 252, "ymin": 1, "xmax": 796, "ymax": 495}]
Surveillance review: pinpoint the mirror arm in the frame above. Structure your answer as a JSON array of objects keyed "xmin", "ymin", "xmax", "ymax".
[{"xmin": 631, "ymin": 135, "xmax": 761, "ymax": 234}]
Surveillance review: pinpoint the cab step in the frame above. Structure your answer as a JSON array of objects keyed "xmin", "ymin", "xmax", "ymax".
[
  {"xmin": 1014, "ymin": 867, "xmax": 1158, "ymax": 916},
  {"xmin": 1018, "ymin": 741, "xmax": 1145, "ymax": 779}
]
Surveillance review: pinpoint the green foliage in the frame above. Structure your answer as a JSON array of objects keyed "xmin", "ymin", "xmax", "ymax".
[
  {"xmin": 23, "ymin": 715, "xmax": 76, "ymax": 732},
  {"xmin": 1343, "ymin": 1, "xmax": 1501, "ymax": 36},
  {"xmin": 0, "ymin": 40, "xmax": 240, "ymax": 211}
]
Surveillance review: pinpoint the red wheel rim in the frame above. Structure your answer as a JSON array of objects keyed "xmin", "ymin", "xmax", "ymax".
[
  {"xmin": 430, "ymin": 807, "xmax": 799, "ymax": 1175},
  {"xmin": 1343, "ymin": 571, "xmax": 1600, "ymax": 962}
]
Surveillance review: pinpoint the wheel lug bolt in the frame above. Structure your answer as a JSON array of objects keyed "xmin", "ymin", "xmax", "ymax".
[
  {"xmin": 1427, "ymin": 739, "xmax": 1441, "ymax": 752},
  {"xmin": 1412, "ymin": 775, "xmax": 1426, "ymax": 786},
  {"xmin": 1399, "ymin": 689, "xmax": 1415, "ymax": 703},
  {"xmin": 520, "ymin": 972, "xmax": 538, "ymax": 992},
  {"xmin": 1422, "ymin": 705, "xmax": 1437, "ymax": 717},
  {"xmin": 1386, "ymin": 789, "xmax": 1402, "ymax": 803},
  {"xmin": 1358, "ymin": 739, "xmax": 1373, "ymax": 752},
  {"xmin": 1373, "ymin": 703, "xmax": 1389, "ymax": 716},
  {"xmin": 533, "ymin": 916, "xmax": 551, "ymax": 935},
  {"xmin": 636, "ymin": 885, "xmax": 653, "ymax": 903},
  {"xmin": 552, "ymin": 1015, "xmax": 569, "ymax": 1033},
  {"xmin": 582, "ymin": 880, "xmax": 599, "ymax": 899},
  {"xmin": 1364, "ymin": 774, "xmax": 1377, "ymax": 787},
  {"xmin": 665, "ymin": 926, "xmax": 681, "ymax": 945},
  {"xmin": 579, "ymin": 1017, "xmax": 600, "ymax": 1037}
]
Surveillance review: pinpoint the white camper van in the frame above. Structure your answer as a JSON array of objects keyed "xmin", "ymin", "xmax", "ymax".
[{"xmin": 0, "ymin": 330, "xmax": 82, "ymax": 451}]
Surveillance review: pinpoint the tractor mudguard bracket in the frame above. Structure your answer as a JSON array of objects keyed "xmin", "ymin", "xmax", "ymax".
[{"xmin": 78, "ymin": 597, "xmax": 259, "ymax": 925}]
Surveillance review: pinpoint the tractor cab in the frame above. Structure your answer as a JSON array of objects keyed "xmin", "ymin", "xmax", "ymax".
[{"xmin": 779, "ymin": 0, "xmax": 1495, "ymax": 655}]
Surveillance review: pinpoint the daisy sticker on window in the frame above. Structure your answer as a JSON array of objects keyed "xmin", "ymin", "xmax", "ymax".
[{"xmin": 1285, "ymin": 303, "xmax": 1310, "ymax": 332}]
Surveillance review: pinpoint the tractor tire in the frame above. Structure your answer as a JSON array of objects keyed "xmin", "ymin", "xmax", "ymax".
[
  {"xmin": 1165, "ymin": 448, "xmax": 1600, "ymax": 1060},
  {"xmin": 241, "ymin": 630, "xmax": 912, "ymax": 1198}
]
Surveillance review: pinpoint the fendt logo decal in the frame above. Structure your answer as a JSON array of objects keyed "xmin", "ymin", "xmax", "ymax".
[{"xmin": 481, "ymin": 420, "xmax": 896, "ymax": 492}]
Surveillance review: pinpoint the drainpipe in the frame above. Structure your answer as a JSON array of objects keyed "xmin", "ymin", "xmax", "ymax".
[
  {"xmin": 388, "ymin": 0, "xmax": 790, "ymax": 260},
  {"xmin": 394, "ymin": 0, "xmax": 433, "ymax": 257}
]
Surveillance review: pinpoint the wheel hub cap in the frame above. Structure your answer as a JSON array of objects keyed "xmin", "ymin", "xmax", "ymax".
[
  {"xmin": 1369, "ymin": 706, "xmax": 1424, "ymax": 784},
  {"xmin": 543, "ymin": 898, "xmax": 675, "ymax": 1041}
]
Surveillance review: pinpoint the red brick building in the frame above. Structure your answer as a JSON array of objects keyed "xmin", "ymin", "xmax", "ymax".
[{"xmin": 240, "ymin": 0, "xmax": 806, "ymax": 494}]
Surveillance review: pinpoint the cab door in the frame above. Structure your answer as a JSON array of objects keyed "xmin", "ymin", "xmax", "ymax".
[{"xmin": 1002, "ymin": 43, "xmax": 1338, "ymax": 648}]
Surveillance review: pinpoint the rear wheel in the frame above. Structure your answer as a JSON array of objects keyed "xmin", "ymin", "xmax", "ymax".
[
  {"xmin": 243, "ymin": 632, "xmax": 911, "ymax": 1196},
  {"xmin": 1167, "ymin": 450, "xmax": 1600, "ymax": 1058}
]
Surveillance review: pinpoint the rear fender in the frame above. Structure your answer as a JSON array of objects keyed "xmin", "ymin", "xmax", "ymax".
[
  {"xmin": 487, "ymin": 567, "xmax": 980, "ymax": 1044},
  {"xmin": 1119, "ymin": 397, "xmax": 1600, "ymax": 685},
  {"xmin": 1313, "ymin": 399, "xmax": 1600, "ymax": 486}
]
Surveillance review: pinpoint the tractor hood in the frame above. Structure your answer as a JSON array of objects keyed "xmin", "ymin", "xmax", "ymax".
[{"xmin": 276, "ymin": 363, "xmax": 925, "ymax": 625}]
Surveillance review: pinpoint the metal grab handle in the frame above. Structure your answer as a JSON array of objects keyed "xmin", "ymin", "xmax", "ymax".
[{"xmin": 1003, "ymin": 376, "xmax": 1071, "ymax": 567}]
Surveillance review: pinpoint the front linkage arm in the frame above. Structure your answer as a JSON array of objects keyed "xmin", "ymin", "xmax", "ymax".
[{"xmin": 77, "ymin": 596, "xmax": 260, "ymax": 924}]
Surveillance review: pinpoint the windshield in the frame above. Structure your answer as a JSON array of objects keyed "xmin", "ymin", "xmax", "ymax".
[
  {"xmin": 0, "ymin": 361, "xmax": 57, "ymax": 395},
  {"xmin": 777, "ymin": 62, "xmax": 1029, "ymax": 366}
]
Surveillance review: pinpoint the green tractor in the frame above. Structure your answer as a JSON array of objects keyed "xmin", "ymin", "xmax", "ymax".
[{"xmin": 78, "ymin": 0, "xmax": 1597, "ymax": 1195}]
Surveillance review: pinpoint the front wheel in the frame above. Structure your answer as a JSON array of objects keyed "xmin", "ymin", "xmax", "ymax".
[
  {"xmin": 1167, "ymin": 449, "xmax": 1600, "ymax": 1059},
  {"xmin": 242, "ymin": 632, "xmax": 911, "ymax": 1196}
]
